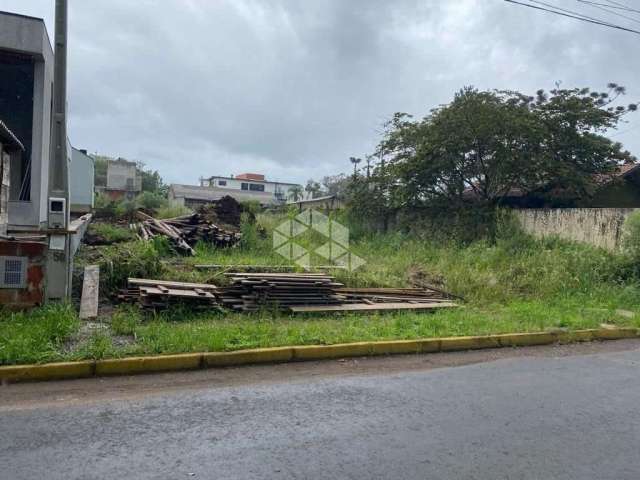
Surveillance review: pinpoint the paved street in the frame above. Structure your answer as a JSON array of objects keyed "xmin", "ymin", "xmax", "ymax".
[{"xmin": 2, "ymin": 340, "xmax": 640, "ymax": 480}]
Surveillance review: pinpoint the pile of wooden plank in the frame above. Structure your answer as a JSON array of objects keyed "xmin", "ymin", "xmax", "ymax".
[
  {"xmin": 219, "ymin": 273, "xmax": 346, "ymax": 311},
  {"xmin": 135, "ymin": 211, "xmax": 241, "ymax": 255},
  {"xmin": 217, "ymin": 273, "xmax": 458, "ymax": 313},
  {"xmin": 118, "ymin": 278, "xmax": 221, "ymax": 311}
]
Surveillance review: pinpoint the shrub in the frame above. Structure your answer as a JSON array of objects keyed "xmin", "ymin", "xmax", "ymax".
[
  {"xmin": 96, "ymin": 240, "xmax": 165, "ymax": 294},
  {"xmin": 155, "ymin": 205, "xmax": 191, "ymax": 219},
  {"xmin": 137, "ymin": 191, "xmax": 168, "ymax": 210},
  {"xmin": 89, "ymin": 223, "xmax": 135, "ymax": 243}
]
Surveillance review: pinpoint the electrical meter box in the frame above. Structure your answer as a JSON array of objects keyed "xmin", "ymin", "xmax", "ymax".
[{"xmin": 48, "ymin": 197, "xmax": 67, "ymax": 229}]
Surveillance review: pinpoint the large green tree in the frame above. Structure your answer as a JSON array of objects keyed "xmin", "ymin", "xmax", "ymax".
[{"xmin": 378, "ymin": 84, "xmax": 637, "ymax": 208}]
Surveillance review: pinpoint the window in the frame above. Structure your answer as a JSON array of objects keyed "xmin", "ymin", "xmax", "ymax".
[
  {"xmin": 218, "ymin": 180, "xmax": 227, "ymax": 186},
  {"xmin": 0, "ymin": 256, "xmax": 27, "ymax": 289},
  {"xmin": 249, "ymin": 184, "xmax": 265, "ymax": 192},
  {"xmin": 241, "ymin": 183, "xmax": 249, "ymax": 190}
]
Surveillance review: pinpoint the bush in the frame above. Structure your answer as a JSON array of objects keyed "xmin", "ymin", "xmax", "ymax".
[
  {"xmin": 88, "ymin": 223, "xmax": 135, "ymax": 243},
  {"xmin": 155, "ymin": 205, "xmax": 191, "ymax": 219},
  {"xmin": 94, "ymin": 193, "xmax": 117, "ymax": 218},
  {"xmin": 137, "ymin": 191, "xmax": 168, "ymax": 210},
  {"xmin": 96, "ymin": 240, "xmax": 165, "ymax": 294}
]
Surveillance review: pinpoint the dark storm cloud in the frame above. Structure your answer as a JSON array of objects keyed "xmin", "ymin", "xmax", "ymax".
[{"xmin": 1, "ymin": 0, "xmax": 638, "ymax": 184}]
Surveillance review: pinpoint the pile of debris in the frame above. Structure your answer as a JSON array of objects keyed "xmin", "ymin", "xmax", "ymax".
[
  {"xmin": 219, "ymin": 273, "xmax": 345, "ymax": 311},
  {"xmin": 135, "ymin": 210, "xmax": 241, "ymax": 255},
  {"xmin": 118, "ymin": 278, "xmax": 221, "ymax": 311}
]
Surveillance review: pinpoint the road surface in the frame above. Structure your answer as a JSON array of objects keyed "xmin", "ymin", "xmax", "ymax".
[{"xmin": 1, "ymin": 339, "xmax": 640, "ymax": 480}]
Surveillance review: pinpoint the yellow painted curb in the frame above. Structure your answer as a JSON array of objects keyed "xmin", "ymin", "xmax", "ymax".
[
  {"xmin": 95, "ymin": 353, "xmax": 202, "ymax": 376},
  {"xmin": 1, "ymin": 327, "xmax": 638, "ymax": 383},
  {"xmin": 293, "ymin": 342, "xmax": 373, "ymax": 360},
  {"xmin": 0, "ymin": 361, "xmax": 95, "ymax": 382},
  {"xmin": 496, "ymin": 332, "xmax": 558, "ymax": 347},
  {"xmin": 594, "ymin": 327, "xmax": 639, "ymax": 340},
  {"xmin": 370, "ymin": 340, "xmax": 422, "ymax": 355},
  {"xmin": 440, "ymin": 335, "xmax": 502, "ymax": 352},
  {"xmin": 203, "ymin": 347, "xmax": 293, "ymax": 367}
]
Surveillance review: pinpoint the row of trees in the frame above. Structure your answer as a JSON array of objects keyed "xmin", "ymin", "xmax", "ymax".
[{"xmin": 336, "ymin": 83, "xmax": 637, "ymax": 229}]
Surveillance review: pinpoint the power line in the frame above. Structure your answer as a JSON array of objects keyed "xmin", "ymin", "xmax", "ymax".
[
  {"xmin": 577, "ymin": 0, "xmax": 640, "ymax": 14},
  {"xmin": 605, "ymin": 0, "xmax": 638, "ymax": 11},
  {"xmin": 575, "ymin": 0, "xmax": 640, "ymax": 24},
  {"xmin": 528, "ymin": 0, "xmax": 620, "ymax": 25},
  {"xmin": 504, "ymin": 0, "xmax": 640, "ymax": 35}
]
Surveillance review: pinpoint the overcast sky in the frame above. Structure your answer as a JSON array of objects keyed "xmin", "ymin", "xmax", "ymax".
[{"xmin": 1, "ymin": 0, "xmax": 638, "ymax": 186}]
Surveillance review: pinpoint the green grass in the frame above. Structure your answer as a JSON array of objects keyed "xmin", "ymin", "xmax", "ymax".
[
  {"xmin": 0, "ymin": 304, "xmax": 80, "ymax": 365},
  {"xmin": 4, "ymin": 212, "xmax": 640, "ymax": 365},
  {"xmin": 89, "ymin": 222, "xmax": 136, "ymax": 243}
]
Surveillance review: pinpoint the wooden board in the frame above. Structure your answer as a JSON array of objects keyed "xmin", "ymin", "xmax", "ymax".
[
  {"xmin": 128, "ymin": 278, "xmax": 217, "ymax": 290},
  {"xmin": 289, "ymin": 302, "xmax": 457, "ymax": 313},
  {"xmin": 79, "ymin": 265, "xmax": 100, "ymax": 319}
]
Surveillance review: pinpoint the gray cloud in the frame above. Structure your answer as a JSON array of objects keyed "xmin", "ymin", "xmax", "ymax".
[{"xmin": 1, "ymin": 0, "xmax": 638, "ymax": 185}]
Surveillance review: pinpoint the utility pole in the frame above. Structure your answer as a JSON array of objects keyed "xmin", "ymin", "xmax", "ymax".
[{"xmin": 46, "ymin": 0, "xmax": 71, "ymax": 300}]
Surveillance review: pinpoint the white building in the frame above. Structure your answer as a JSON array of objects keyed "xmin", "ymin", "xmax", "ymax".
[
  {"xmin": 197, "ymin": 173, "xmax": 300, "ymax": 204},
  {"xmin": 169, "ymin": 173, "xmax": 301, "ymax": 208}
]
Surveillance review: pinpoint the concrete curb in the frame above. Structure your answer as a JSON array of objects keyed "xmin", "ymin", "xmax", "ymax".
[{"xmin": 1, "ymin": 327, "xmax": 638, "ymax": 383}]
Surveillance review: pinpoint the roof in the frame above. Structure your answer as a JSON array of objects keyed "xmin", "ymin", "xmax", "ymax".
[
  {"xmin": 463, "ymin": 163, "xmax": 640, "ymax": 200},
  {"xmin": 288, "ymin": 195, "xmax": 337, "ymax": 205},
  {"xmin": 71, "ymin": 147, "xmax": 95, "ymax": 165},
  {"xmin": 204, "ymin": 175, "xmax": 300, "ymax": 187},
  {"xmin": 0, "ymin": 119, "xmax": 24, "ymax": 151},
  {"xmin": 170, "ymin": 184, "xmax": 278, "ymax": 204},
  {"xmin": 0, "ymin": 10, "xmax": 45, "ymax": 23}
]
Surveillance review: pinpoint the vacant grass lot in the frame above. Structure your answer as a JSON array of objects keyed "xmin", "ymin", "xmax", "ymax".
[{"xmin": 2, "ymin": 212, "xmax": 640, "ymax": 365}]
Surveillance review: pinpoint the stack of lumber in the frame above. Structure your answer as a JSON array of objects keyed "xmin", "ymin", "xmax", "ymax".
[
  {"xmin": 135, "ymin": 211, "xmax": 241, "ymax": 255},
  {"xmin": 290, "ymin": 286, "xmax": 457, "ymax": 313},
  {"xmin": 118, "ymin": 278, "xmax": 221, "ymax": 311},
  {"xmin": 219, "ymin": 273, "xmax": 346, "ymax": 311},
  {"xmin": 218, "ymin": 273, "xmax": 459, "ymax": 313}
]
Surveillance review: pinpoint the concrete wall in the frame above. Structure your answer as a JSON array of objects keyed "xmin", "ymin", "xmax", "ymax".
[
  {"xmin": 70, "ymin": 148, "xmax": 94, "ymax": 212},
  {"xmin": 1, "ymin": 12, "xmax": 54, "ymax": 229},
  {"xmin": 106, "ymin": 160, "xmax": 141, "ymax": 191},
  {"xmin": 514, "ymin": 208, "xmax": 636, "ymax": 251}
]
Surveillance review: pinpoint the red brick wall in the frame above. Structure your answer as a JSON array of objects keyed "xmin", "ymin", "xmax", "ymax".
[{"xmin": 0, "ymin": 240, "xmax": 47, "ymax": 309}]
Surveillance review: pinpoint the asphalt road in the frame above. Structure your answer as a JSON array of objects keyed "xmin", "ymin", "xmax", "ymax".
[{"xmin": 2, "ymin": 340, "xmax": 640, "ymax": 480}]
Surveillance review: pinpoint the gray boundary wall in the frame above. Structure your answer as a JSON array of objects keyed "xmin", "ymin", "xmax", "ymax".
[{"xmin": 514, "ymin": 208, "xmax": 636, "ymax": 251}]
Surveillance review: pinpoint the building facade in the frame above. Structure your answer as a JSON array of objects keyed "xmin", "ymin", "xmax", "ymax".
[
  {"xmin": 104, "ymin": 158, "xmax": 141, "ymax": 200},
  {"xmin": 0, "ymin": 11, "xmax": 56, "ymax": 230},
  {"xmin": 198, "ymin": 173, "xmax": 300, "ymax": 205},
  {"xmin": 69, "ymin": 147, "xmax": 94, "ymax": 213}
]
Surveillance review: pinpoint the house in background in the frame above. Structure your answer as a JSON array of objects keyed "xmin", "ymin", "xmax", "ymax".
[
  {"xmin": 184, "ymin": 172, "xmax": 300, "ymax": 206},
  {"xmin": 464, "ymin": 163, "xmax": 640, "ymax": 209},
  {"xmin": 69, "ymin": 147, "xmax": 94, "ymax": 214},
  {"xmin": 100, "ymin": 158, "xmax": 141, "ymax": 201},
  {"xmin": 169, "ymin": 183, "xmax": 276, "ymax": 209}
]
